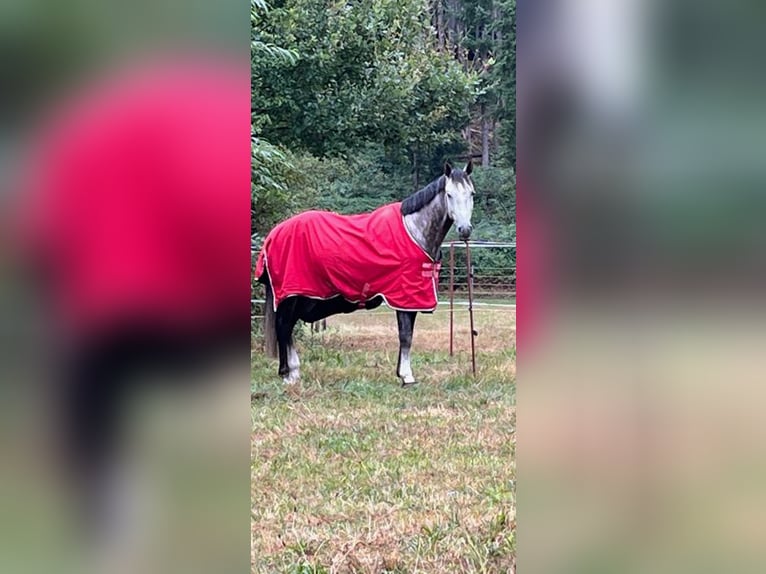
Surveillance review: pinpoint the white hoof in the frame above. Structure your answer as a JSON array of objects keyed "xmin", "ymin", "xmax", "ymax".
[
  {"xmin": 283, "ymin": 370, "xmax": 300, "ymax": 385},
  {"xmin": 401, "ymin": 374, "xmax": 416, "ymax": 386}
]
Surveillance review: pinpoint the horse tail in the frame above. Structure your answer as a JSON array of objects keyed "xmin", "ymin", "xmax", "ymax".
[{"xmin": 263, "ymin": 275, "xmax": 278, "ymax": 358}]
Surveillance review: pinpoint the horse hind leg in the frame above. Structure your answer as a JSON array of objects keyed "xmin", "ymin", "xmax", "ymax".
[
  {"xmin": 285, "ymin": 342, "xmax": 300, "ymax": 384},
  {"xmin": 276, "ymin": 300, "xmax": 301, "ymax": 384}
]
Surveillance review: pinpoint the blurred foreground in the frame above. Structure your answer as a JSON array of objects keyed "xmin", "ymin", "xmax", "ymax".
[
  {"xmin": 0, "ymin": 2, "xmax": 250, "ymax": 572},
  {"xmin": 520, "ymin": 0, "xmax": 766, "ymax": 572}
]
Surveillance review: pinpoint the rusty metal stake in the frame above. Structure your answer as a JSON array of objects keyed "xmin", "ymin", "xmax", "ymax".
[
  {"xmin": 449, "ymin": 242, "xmax": 455, "ymax": 356},
  {"xmin": 465, "ymin": 241, "xmax": 476, "ymax": 376}
]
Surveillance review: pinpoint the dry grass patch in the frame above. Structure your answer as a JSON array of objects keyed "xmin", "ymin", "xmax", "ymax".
[{"xmin": 321, "ymin": 307, "xmax": 515, "ymax": 355}]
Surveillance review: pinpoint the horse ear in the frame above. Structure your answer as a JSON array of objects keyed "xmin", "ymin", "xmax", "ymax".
[
  {"xmin": 444, "ymin": 162, "xmax": 452, "ymax": 177},
  {"xmin": 465, "ymin": 160, "xmax": 473, "ymax": 175}
]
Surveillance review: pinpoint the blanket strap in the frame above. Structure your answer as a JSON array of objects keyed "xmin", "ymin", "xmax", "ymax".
[{"xmin": 421, "ymin": 261, "xmax": 442, "ymax": 279}]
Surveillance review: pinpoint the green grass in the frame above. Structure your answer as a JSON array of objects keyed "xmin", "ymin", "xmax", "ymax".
[{"xmin": 252, "ymin": 308, "xmax": 515, "ymax": 573}]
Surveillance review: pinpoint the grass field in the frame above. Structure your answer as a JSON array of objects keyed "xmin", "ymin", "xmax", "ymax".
[{"xmin": 252, "ymin": 305, "xmax": 516, "ymax": 573}]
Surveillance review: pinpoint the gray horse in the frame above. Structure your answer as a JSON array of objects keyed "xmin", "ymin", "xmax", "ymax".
[{"xmin": 258, "ymin": 161, "xmax": 475, "ymax": 386}]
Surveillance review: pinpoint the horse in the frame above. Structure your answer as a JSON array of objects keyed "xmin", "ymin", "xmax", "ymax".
[{"xmin": 255, "ymin": 161, "xmax": 475, "ymax": 386}]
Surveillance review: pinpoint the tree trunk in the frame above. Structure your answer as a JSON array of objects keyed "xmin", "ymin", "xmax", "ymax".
[
  {"xmin": 412, "ymin": 148, "xmax": 419, "ymax": 191},
  {"xmin": 448, "ymin": 0, "xmax": 459, "ymax": 59},
  {"xmin": 494, "ymin": 1, "xmax": 502, "ymax": 45},
  {"xmin": 437, "ymin": 0, "xmax": 445, "ymax": 52},
  {"xmin": 481, "ymin": 103, "xmax": 490, "ymax": 167}
]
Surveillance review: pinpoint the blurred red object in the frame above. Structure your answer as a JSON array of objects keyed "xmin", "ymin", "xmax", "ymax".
[
  {"xmin": 13, "ymin": 58, "xmax": 250, "ymax": 340},
  {"xmin": 516, "ymin": 177, "xmax": 553, "ymax": 355}
]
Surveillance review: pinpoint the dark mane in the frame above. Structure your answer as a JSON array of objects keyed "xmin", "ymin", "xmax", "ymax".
[
  {"xmin": 400, "ymin": 169, "xmax": 470, "ymax": 215},
  {"xmin": 401, "ymin": 176, "xmax": 445, "ymax": 215}
]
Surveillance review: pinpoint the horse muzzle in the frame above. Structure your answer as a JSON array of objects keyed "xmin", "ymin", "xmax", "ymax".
[{"xmin": 458, "ymin": 224, "xmax": 473, "ymax": 241}]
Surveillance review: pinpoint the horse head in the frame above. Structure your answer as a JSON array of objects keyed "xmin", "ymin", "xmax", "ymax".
[{"xmin": 443, "ymin": 161, "xmax": 475, "ymax": 241}]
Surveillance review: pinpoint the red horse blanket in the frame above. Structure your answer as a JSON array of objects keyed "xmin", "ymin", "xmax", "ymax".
[{"xmin": 255, "ymin": 202, "xmax": 441, "ymax": 311}]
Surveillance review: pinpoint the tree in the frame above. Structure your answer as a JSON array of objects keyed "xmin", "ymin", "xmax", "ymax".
[
  {"xmin": 251, "ymin": 0, "xmax": 476, "ymax": 176},
  {"xmin": 491, "ymin": 0, "xmax": 516, "ymax": 168},
  {"xmin": 251, "ymin": 0, "xmax": 304, "ymax": 234},
  {"xmin": 251, "ymin": 0, "xmax": 515, "ymax": 235},
  {"xmin": 439, "ymin": 0, "xmax": 515, "ymax": 168}
]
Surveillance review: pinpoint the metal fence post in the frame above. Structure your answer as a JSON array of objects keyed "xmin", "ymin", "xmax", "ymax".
[
  {"xmin": 449, "ymin": 242, "xmax": 455, "ymax": 356},
  {"xmin": 465, "ymin": 241, "xmax": 476, "ymax": 376}
]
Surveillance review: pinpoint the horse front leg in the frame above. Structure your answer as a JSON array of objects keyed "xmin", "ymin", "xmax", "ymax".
[{"xmin": 396, "ymin": 311, "xmax": 418, "ymax": 386}]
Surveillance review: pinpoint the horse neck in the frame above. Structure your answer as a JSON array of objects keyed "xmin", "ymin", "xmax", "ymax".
[{"xmin": 403, "ymin": 193, "xmax": 452, "ymax": 260}]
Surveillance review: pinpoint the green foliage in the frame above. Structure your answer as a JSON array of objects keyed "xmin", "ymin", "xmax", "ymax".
[
  {"xmin": 252, "ymin": 136, "xmax": 296, "ymax": 234},
  {"xmin": 471, "ymin": 164, "xmax": 516, "ymax": 225},
  {"xmin": 491, "ymin": 0, "xmax": 516, "ymax": 167},
  {"xmin": 251, "ymin": 0, "xmax": 516, "ymax": 275},
  {"xmin": 290, "ymin": 145, "xmax": 412, "ymax": 215},
  {"xmin": 251, "ymin": 0, "xmax": 476, "ymax": 160},
  {"xmin": 437, "ymin": 0, "xmax": 515, "ymax": 167},
  {"xmin": 251, "ymin": 0, "xmax": 308, "ymax": 234},
  {"xmin": 274, "ymin": 145, "xmax": 522, "ymax": 220}
]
